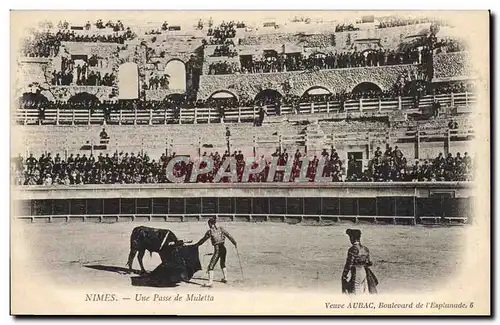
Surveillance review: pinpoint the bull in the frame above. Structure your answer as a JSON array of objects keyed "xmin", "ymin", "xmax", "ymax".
[{"xmin": 126, "ymin": 226, "xmax": 179, "ymax": 273}]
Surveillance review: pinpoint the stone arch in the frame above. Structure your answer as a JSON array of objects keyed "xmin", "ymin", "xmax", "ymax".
[
  {"xmin": 118, "ymin": 62, "xmax": 140, "ymax": 100},
  {"xmin": 351, "ymin": 82, "xmax": 382, "ymax": 94},
  {"xmin": 208, "ymin": 90, "xmax": 239, "ymax": 101},
  {"xmin": 301, "ymin": 86, "xmax": 332, "ymax": 97},
  {"xmin": 254, "ymin": 89, "xmax": 283, "ymax": 106},
  {"xmin": 165, "ymin": 59, "xmax": 186, "ymax": 93},
  {"xmin": 207, "ymin": 90, "xmax": 239, "ymax": 114}
]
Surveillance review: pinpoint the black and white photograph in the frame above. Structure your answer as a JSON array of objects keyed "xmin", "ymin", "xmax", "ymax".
[{"xmin": 9, "ymin": 10, "xmax": 490, "ymax": 316}]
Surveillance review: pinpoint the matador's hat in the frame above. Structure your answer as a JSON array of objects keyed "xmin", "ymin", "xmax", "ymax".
[{"xmin": 346, "ymin": 229, "xmax": 362, "ymax": 239}]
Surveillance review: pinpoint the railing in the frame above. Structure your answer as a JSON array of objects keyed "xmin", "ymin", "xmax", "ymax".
[{"xmin": 14, "ymin": 92, "xmax": 475, "ymax": 126}]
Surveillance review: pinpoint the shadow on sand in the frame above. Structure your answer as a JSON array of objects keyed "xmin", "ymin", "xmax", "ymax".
[
  {"xmin": 84, "ymin": 264, "xmax": 139, "ymax": 275},
  {"xmin": 84, "ymin": 264, "xmax": 205, "ymax": 288}
]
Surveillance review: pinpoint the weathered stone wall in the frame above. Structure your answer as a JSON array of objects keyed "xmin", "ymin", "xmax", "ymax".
[
  {"xmin": 239, "ymin": 23, "xmax": 433, "ymax": 51},
  {"xmin": 15, "ymin": 60, "xmax": 50, "ymax": 90},
  {"xmin": 144, "ymin": 35, "xmax": 204, "ymax": 64},
  {"xmin": 60, "ymin": 41, "xmax": 121, "ymax": 58},
  {"xmin": 197, "ymin": 64, "xmax": 419, "ymax": 100},
  {"xmin": 39, "ymin": 86, "xmax": 115, "ymax": 102}
]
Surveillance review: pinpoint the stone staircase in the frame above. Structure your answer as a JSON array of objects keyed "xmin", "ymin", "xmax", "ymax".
[
  {"xmin": 304, "ymin": 119, "xmax": 327, "ymax": 156},
  {"xmin": 12, "ymin": 121, "xmax": 312, "ymax": 160}
]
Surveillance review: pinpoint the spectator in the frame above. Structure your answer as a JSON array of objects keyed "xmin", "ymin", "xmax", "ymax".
[{"xmin": 100, "ymin": 128, "xmax": 109, "ymax": 140}]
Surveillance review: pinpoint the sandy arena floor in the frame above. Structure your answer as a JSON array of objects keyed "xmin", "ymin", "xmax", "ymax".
[{"xmin": 12, "ymin": 220, "xmax": 468, "ymax": 294}]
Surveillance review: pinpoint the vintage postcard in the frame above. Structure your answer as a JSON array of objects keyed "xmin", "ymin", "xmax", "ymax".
[{"xmin": 9, "ymin": 10, "xmax": 490, "ymax": 316}]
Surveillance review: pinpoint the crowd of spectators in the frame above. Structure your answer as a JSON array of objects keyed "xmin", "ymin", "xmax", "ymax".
[
  {"xmin": 208, "ymin": 47, "xmax": 431, "ymax": 75},
  {"xmin": 207, "ymin": 61, "xmax": 240, "ymax": 75},
  {"xmin": 12, "ymin": 146, "xmax": 473, "ymax": 186},
  {"xmin": 377, "ymin": 17, "xmax": 438, "ymax": 29},
  {"xmin": 22, "ymin": 31, "xmax": 61, "ymax": 57},
  {"xmin": 48, "ymin": 29, "xmax": 135, "ymax": 44},
  {"xmin": 210, "ymin": 44, "xmax": 238, "ymax": 57},
  {"xmin": 20, "ymin": 77, "xmax": 474, "ymax": 125},
  {"xmin": 50, "ymin": 66, "xmax": 115, "ymax": 86},
  {"xmin": 206, "ymin": 21, "xmax": 237, "ymax": 44},
  {"xmin": 56, "ymin": 19, "xmax": 126, "ymax": 32},
  {"xmin": 21, "ymin": 27, "xmax": 135, "ymax": 57},
  {"xmin": 10, "ymin": 148, "xmax": 342, "ymax": 185},
  {"xmin": 94, "ymin": 19, "xmax": 126, "ymax": 32},
  {"xmin": 335, "ymin": 23, "xmax": 360, "ymax": 32}
]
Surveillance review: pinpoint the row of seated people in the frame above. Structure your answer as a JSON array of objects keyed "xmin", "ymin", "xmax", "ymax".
[
  {"xmin": 94, "ymin": 19, "xmax": 126, "ymax": 31},
  {"xmin": 50, "ymin": 29, "xmax": 135, "ymax": 43},
  {"xmin": 209, "ymin": 47, "xmax": 431, "ymax": 75},
  {"xmin": 12, "ymin": 148, "xmax": 473, "ymax": 185},
  {"xmin": 55, "ymin": 19, "xmax": 126, "ymax": 31},
  {"xmin": 334, "ymin": 24, "xmax": 359, "ymax": 32},
  {"xmin": 377, "ymin": 17, "xmax": 442, "ymax": 29},
  {"xmin": 210, "ymin": 44, "xmax": 238, "ymax": 57},
  {"xmin": 203, "ymin": 38, "xmax": 235, "ymax": 46},
  {"xmin": 347, "ymin": 147, "xmax": 473, "ymax": 182}
]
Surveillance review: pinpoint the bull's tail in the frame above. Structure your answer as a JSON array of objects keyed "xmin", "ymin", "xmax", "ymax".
[{"xmin": 126, "ymin": 249, "xmax": 136, "ymax": 270}]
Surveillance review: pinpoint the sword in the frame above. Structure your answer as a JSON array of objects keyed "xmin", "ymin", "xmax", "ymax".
[{"xmin": 236, "ymin": 247, "xmax": 244, "ymax": 280}]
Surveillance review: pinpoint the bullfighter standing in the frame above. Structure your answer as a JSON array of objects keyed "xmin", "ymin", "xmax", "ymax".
[
  {"xmin": 195, "ymin": 218, "xmax": 237, "ymax": 287},
  {"xmin": 341, "ymin": 229, "xmax": 378, "ymax": 295}
]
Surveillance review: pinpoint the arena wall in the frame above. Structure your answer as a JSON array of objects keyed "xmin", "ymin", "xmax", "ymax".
[
  {"xmin": 197, "ymin": 64, "xmax": 419, "ymax": 101},
  {"xmin": 13, "ymin": 182, "xmax": 474, "ymax": 200},
  {"xmin": 12, "ymin": 182, "xmax": 474, "ymax": 225}
]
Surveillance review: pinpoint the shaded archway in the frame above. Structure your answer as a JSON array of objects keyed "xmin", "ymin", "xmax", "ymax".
[
  {"xmin": 165, "ymin": 59, "xmax": 186, "ymax": 93},
  {"xmin": 165, "ymin": 93, "xmax": 186, "ymax": 104},
  {"xmin": 18, "ymin": 92, "xmax": 49, "ymax": 108},
  {"xmin": 20, "ymin": 92, "xmax": 49, "ymax": 103},
  {"xmin": 351, "ymin": 82, "xmax": 382, "ymax": 95},
  {"xmin": 254, "ymin": 89, "xmax": 283, "ymax": 106},
  {"xmin": 300, "ymin": 86, "xmax": 332, "ymax": 103},
  {"xmin": 118, "ymin": 62, "xmax": 140, "ymax": 100},
  {"xmin": 68, "ymin": 92, "xmax": 100, "ymax": 105},
  {"xmin": 207, "ymin": 90, "xmax": 238, "ymax": 110}
]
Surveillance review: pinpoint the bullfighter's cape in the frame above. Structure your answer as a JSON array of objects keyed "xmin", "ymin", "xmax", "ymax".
[
  {"xmin": 132, "ymin": 244, "xmax": 202, "ymax": 287},
  {"xmin": 342, "ymin": 267, "xmax": 379, "ymax": 294}
]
